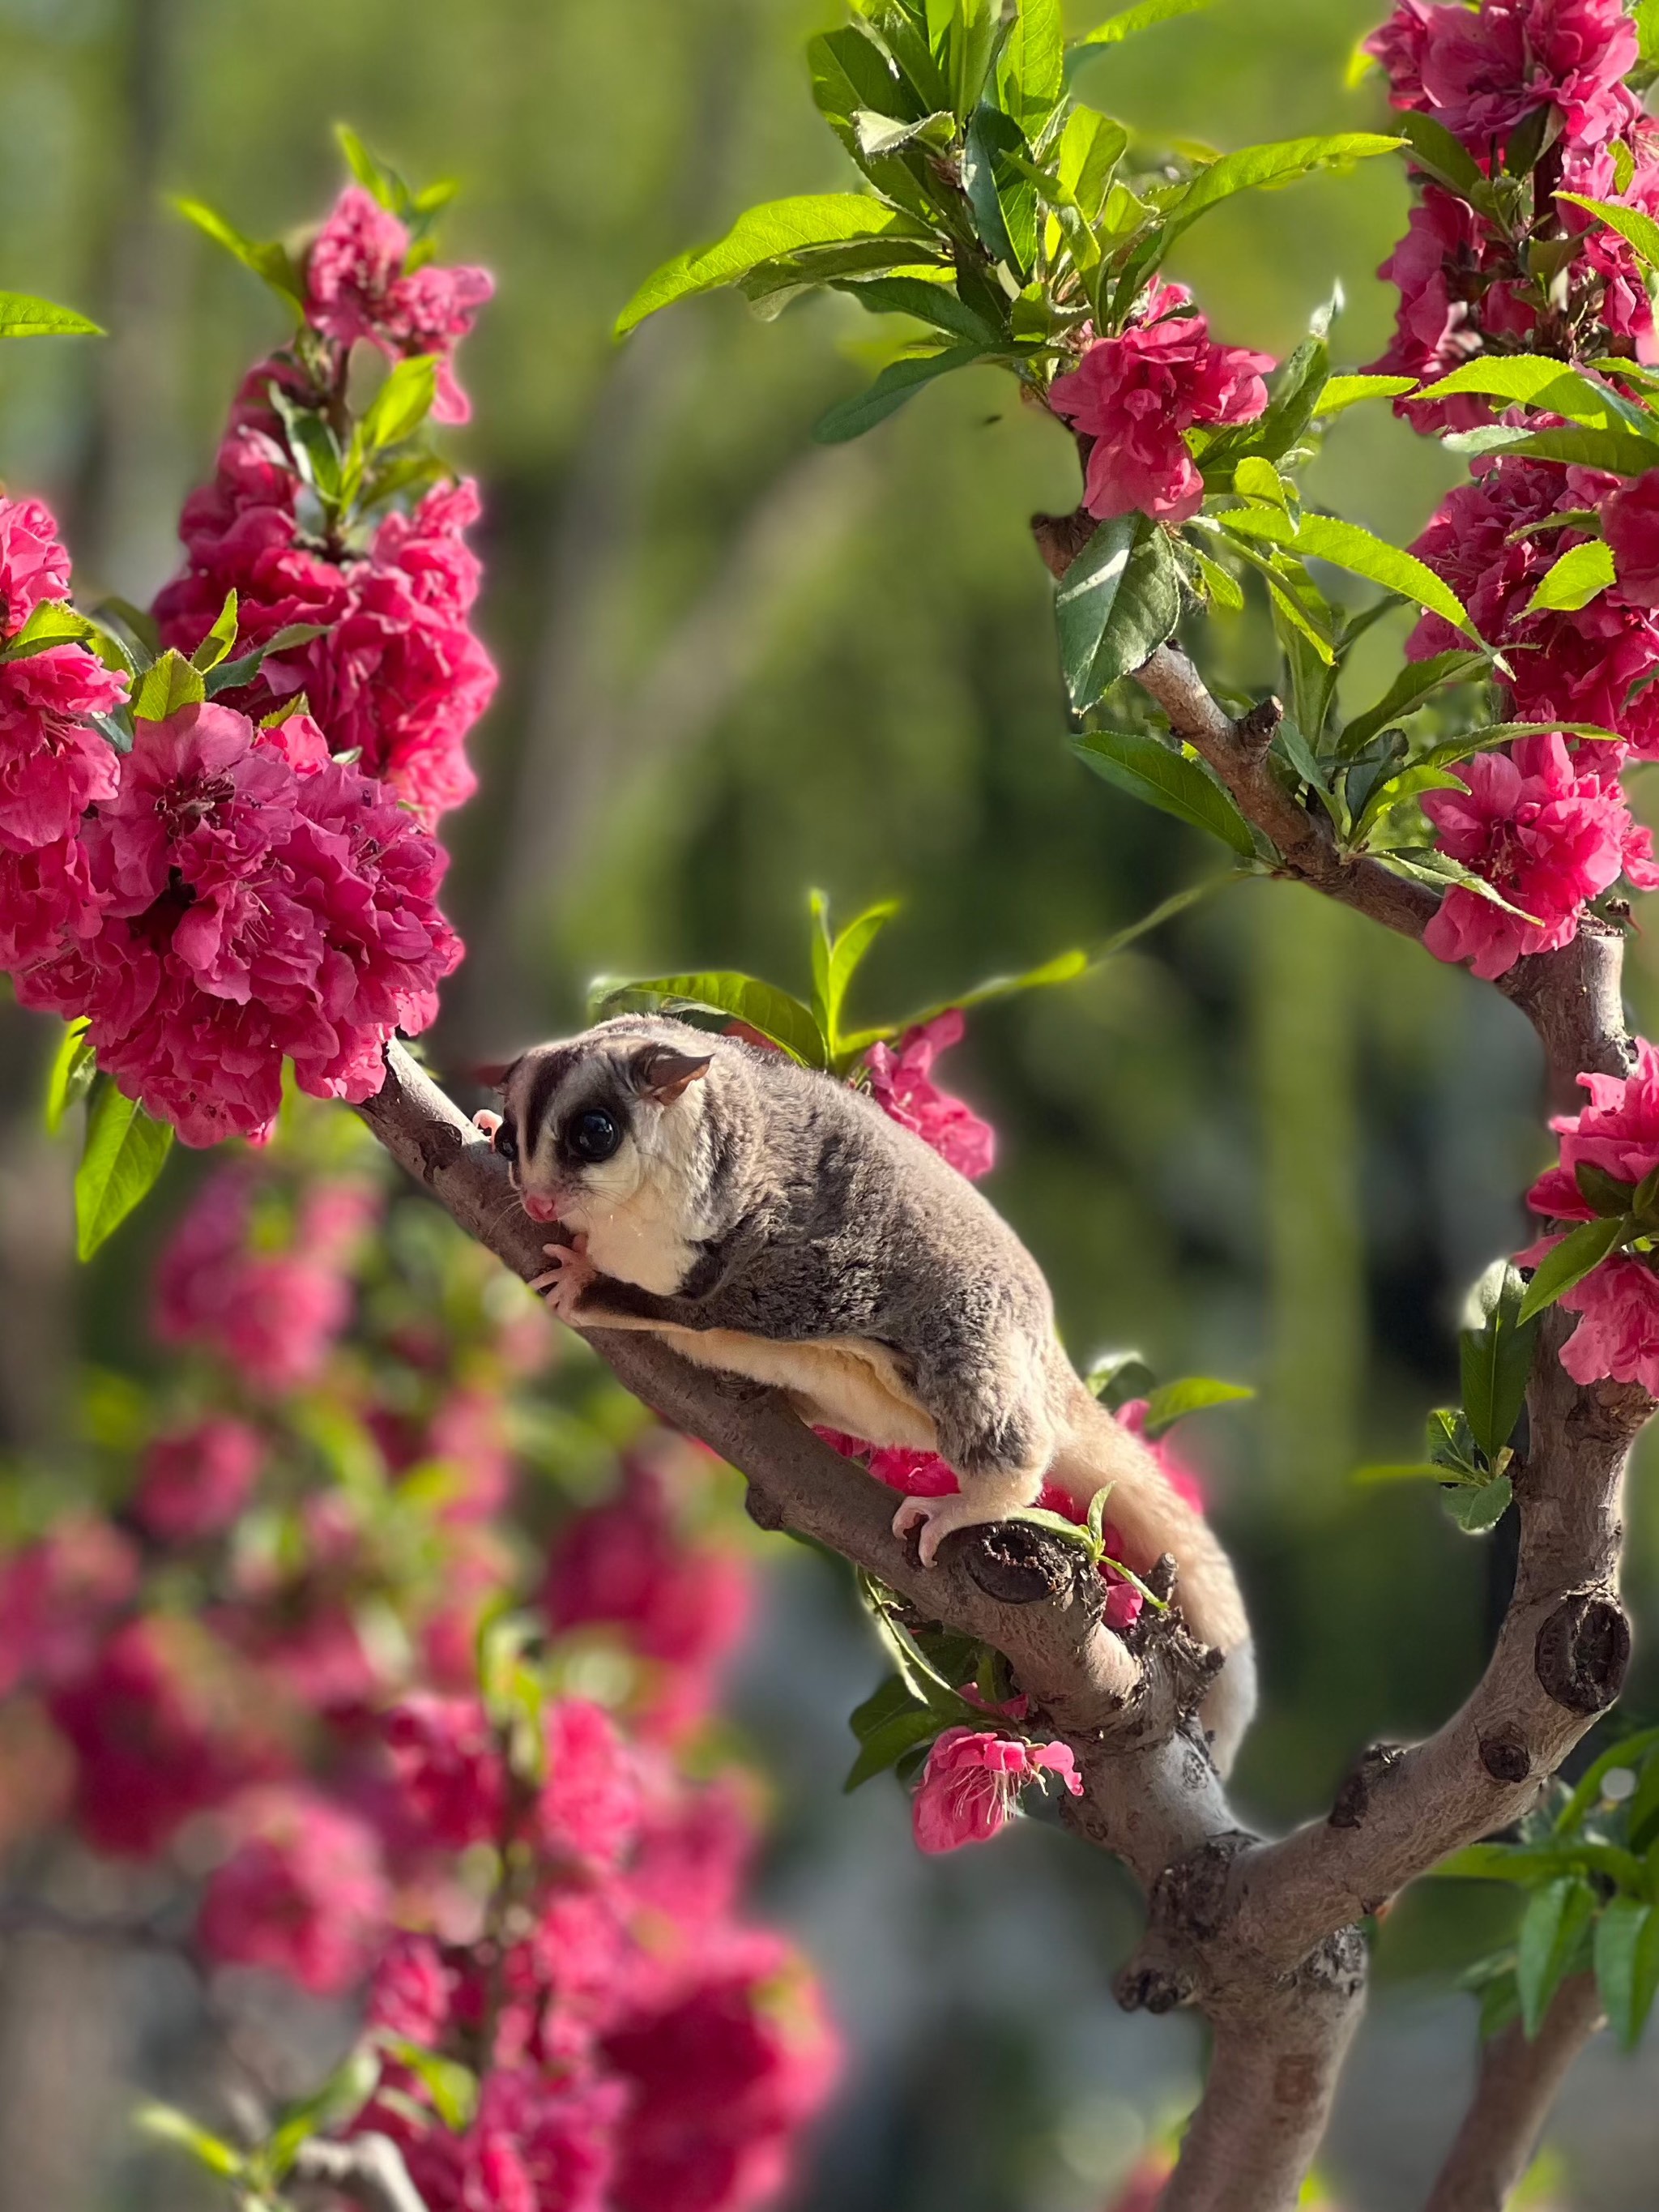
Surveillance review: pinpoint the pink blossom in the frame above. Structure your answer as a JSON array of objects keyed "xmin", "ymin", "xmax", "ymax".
[
  {"xmin": 0, "ymin": 494, "xmax": 72, "ymax": 636},
  {"xmin": 198, "ymin": 1786, "xmax": 390, "ymax": 1993},
  {"xmin": 0, "ymin": 641, "xmax": 124, "ymax": 853},
  {"xmin": 862, "ymin": 1009, "xmax": 996, "ymax": 1179},
  {"xmin": 1555, "ymin": 1253, "xmax": 1659, "ymax": 1392},
  {"xmin": 305, "ymin": 185, "xmax": 493, "ymax": 426},
  {"xmin": 382, "ymin": 1694, "xmax": 506, "ymax": 1851},
  {"xmin": 1048, "ymin": 283, "xmax": 1273, "ymax": 524},
  {"xmin": 536, "ymin": 1698, "xmax": 640, "ymax": 1870},
  {"xmin": 1372, "ymin": 0, "xmax": 1640, "ymax": 149},
  {"xmin": 601, "ymin": 1936, "xmax": 841, "ymax": 2212},
  {"xmin": 911, "ymin": 1725, "xmax": 1082, "ymax": 1854},
  {"xmin": 0, "ymin": 1518, "xmax": 139, "ymax": 1697},
  {"xmin": 380, "ymin": 2065, "xmax": 625, "ymax": 2212},
  {"xmin": 1605, "ymin": 469, "xmax": 1659, "ymax": 607},
  {"xmin": 1526, "ymin": 1037, "xmax": 1659, "ymax": 1219},
  {"xmin": 154, "ymin": 1168, "xmax": 376, "ymax": 1386},
  {"xmin": 48, "ymin": 1619, "xmax": 274, "ymax": 1858},
  {"xmin": 134, "ymin": 1418, "xmax": 263, "ymax": 1542},
  {"xmin": 365, "ymin": 1932, "xmax": 456, "ymax": 2045},
  {"xmin": 0, "ymin": 833, "xmax": 103, "ymax": 971},
  {"xmin": 1420, "ymin": 734, "xmax": 1631, "ymax": 979}
]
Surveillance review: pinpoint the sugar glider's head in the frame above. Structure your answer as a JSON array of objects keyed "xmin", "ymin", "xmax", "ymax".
[{"xmin": 487, "ymin": 1018, "xmax": 717, "ymax": 1234}]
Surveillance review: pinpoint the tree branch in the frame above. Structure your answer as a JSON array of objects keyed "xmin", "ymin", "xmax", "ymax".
[
  {"xmin": 1423, "ymin": 1974, "xmax": 1605, "ymax": 2212},
  {"xmin": 291, "ymin": 2133, "xmax": 429, "ymax": 2212}
]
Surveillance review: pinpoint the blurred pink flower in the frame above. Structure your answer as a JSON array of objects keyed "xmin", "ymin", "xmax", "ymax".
[
  {"xmin": 911, "ymin": 1725, "xmax": 1081, "ymax": 1854},
  {"xmin": 0, "ymin": 1518, "xmax": 139, "ymax": 1697},
  {"xmin": 863, "ymin": 1008, "xmax": 995, "ymax": 1181},
  {"xmin": 1048, "ymin": 283, "xmax": 1273, "ymax": 524},
  {"xmin": 198, "ymin": 1784, "xmax": 390, "ymax": 1993},
  {"xmin": 134, "ymin": 1418, "xmax": 263, "ymax": 1543}
]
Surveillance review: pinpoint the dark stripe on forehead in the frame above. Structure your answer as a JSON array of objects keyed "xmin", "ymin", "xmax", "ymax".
[{"xmin": 522, "ymin": 1046, "xmax": 579, "ymax": 1138}]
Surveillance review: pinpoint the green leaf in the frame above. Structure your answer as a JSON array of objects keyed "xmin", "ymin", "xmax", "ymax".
[
  {"xmin": 616, "ymin": 197, "xmax": 923, "ymax": 336},
  {"xmin": 846, "ymin": 1702, "xmax": 946, "ymax": 1790},
  {"xmin": 1518, "ymin": 1214, "xmax": 1632, "ymax": 1323},
  {"xmin": 171, "ymin": 195, "xmax": 305, "ymax": 308},
  {"xmin": 75, "ymin": 1083, "xmax": 174, "ymax": 1261},
  {"xmin": 1576, "ymin": 1161, "xmax": 1637, "ymax": 1218},
  {"xmin": 809, "ymin": 25, "xmax": 924, "ymax": 134},
  {"xmin": 1076, "ymin": 731, "xmax": 1256, "ymax": 859},
  {"xmin": 587, "ymin": 971, "xmax": 829, "ymax": 1067},
  {"xmin": 267, "ymin": 2047, "xmax": 383, "ymax": 2179},
  {"xmin": 0, "ymin": 600, "xmax": 102, "ymax": 664},
  {"xmin": 1086, "ymin": 1349, "xmax": 1157, "ymax": 1407},
  {"xmin": 1318, "ymin": 374, "xmax": 1418, "ymax": 414},
  {"xmin": 812, "ymin": 894, "xmax": 900, "ymax": 1051},
  {"xmin": 1233, "ymin": 510, "xmax": 1482, "ymax": 640},
  {"xmin": 1202, "ymin": 334, "xmax": 1329, "ymax": 478},
  {"xmin": 1157, "ymin": 135, "xmax": 1404, "ymax": 254},
  {"xmin": 43, "ymin": 1018, "xmax": 94, "ymax": 1134},
  {"xmin": 1354, "ymin": 1461, "xmax": 1456, "ymax": 1484},
  {"xmin": 1443, "ymin": 1475, "xmax": 1513, "ymax": 1535},
  {"xmin": 1141, "ymin": 1376, "xmax": 1254, "ymax": 1439},
  {"xmin": 203, "ymin": 621, "xmax": 329, "ymax": 698},
  {"xmin": 1057, "ymin": 108, "xmax": 1128, "ymax": 223},
  {"xmin": 361, "ymin": 352, "xmax": 439, "ymax": 450},
  {"xmin": 0, "ymin": 291, "xmax": 102, "ymax": 338},
  {"xmin": 1416, "ymin": 356, "xmax": 1659, "ymax": 442},
  {"xmin": 1071, "ymin": 0, "xmax": 1221, "ymax": 52},
  {"xmin": 130, "ymin": 648, "xmax": 207, "ymax": 722},
  {"xmin": 1337, "ymin": 651, "xmax": 1491, "ymax": 758},
  {"xmin": 1556, "ymin": 192, "xmax": 1659, "ymax": 277},
  {"xmin": 134, "ymin": 2103, "xmax": 245, "ymax": 2179},
  {"xmin": 994, "ymin": 0, "xmax": 1064, "ymax": 136},
  {"xmin": 1555, "ymin": 1727, "xmax": 1659, "ymax": 1836},
  {"xmin": 335, "ymin": 122, "xmax": 403, "ymax": 211},
  {"xmin": 1461, "ymin": 1261, "xmax": 1539, "ymax": 1466},
  {"xmin": 840, "ymin": 937, "xmax": 1102, "ymax": 1057},
  {"xmin": 964, "ymin": 107, "xmax": 1037, "ymax": 276},
  {"xmin": 1393, "ymin": 109, "xmax": 1488, "ymax": 203},
  {"xmin": 1055, "ymin": 512, "xmax": 1183, "ymax": 712},
  {"xmin": 189, "ymin": 590, "xmax": 239, "ymax": 673},
  {"xmin": 1595, "ymin": 1898, "xmax": 1659, "ymax": 2049},
  {"xmin": 1516, "ymin": 1877, "xmax": 1596, "ymax": 2038},
  {"xmin": 842, "ymin": 275, "xmax": 1000, "ymax": 343},
  {"xmin": 373, "ymin": 2038, "xmax": 477, "ymax": 2131},
  {"xmin": 813, "ymin": 342, "xmax": 991, "ymax": 444},
  {"xmin": 1445, "ymin": 422, "xmax": 1659, "ymax": 476}
]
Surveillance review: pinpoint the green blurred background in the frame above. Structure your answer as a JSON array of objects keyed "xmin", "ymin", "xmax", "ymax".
[{"xmin": 3, "ymin": 0, "xmax": 1659, "ymax": 2204}]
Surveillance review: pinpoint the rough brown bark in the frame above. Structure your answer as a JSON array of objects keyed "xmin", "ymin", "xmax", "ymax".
[{"xmin": 1423, "ymin": 1974, "xmax": 1606, "ymax": 2212}]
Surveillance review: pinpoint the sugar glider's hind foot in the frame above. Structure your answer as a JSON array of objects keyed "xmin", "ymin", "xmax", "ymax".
[{"xmin": 892, "ymin": 1489, "xmax": 1016, "ymax": 1568}]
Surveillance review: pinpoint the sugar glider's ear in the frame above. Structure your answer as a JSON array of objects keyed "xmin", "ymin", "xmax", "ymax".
[
  {"xmin": 470, "ymin": 1057, "xmax": 522, "ymax": 1095},
  {"xmin": 633, "ymin": 1045, "xmax": 713, "ymax": 1104}
]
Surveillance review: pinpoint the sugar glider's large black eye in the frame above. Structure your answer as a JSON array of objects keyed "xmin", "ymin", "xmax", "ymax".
[
  {"xmin": 569, "ymin": 1108, "xmax": 621, "ymax": 1164},
  {"xmin": 493, "ymin": 1121, "xmax": 518, "ymax": 1164}
]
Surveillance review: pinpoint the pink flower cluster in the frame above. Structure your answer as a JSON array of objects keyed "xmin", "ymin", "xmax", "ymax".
[
  {"xmin": 0, "ymin": 497, "xmax": 125, "ymax": 971},
  {"xmin": 1523, "ymin": 1036, "xmax": 1659, "ymax": 1393},
  {"xmin": 1047, "ymin": 282, "xmax": 1273, "ymax": 524},
  {"xmin": 1366, "ymin": 1, "xmax": 1659, "ymax": 422},
  {"xmin": 154, "ymin": 1164, "xmax": 377, "ymax": 1388},
  {"xmin": 11, "ymin": 698, "xmax": 461, "ymax": 1145},
  {"xmin": 154, "ymin": 388, "xmax": 497, "ymax": 824},
  {"xmin": 861, "ymin": 1008, "xmax": 996, "ymax": 1180},
  {"xmin": 305, "ymin": 185, "xmax": 493, "ymax": 428},
  {"xmin": 1405, "ymin": 456, "xmax": 1659, "ymax": 976},
  {"xmin": 911, "ymin": 1725, "xmax": 1081, "ymax": 1854}
]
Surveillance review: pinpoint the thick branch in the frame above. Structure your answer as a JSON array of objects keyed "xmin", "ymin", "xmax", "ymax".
[{"xmin": 1423, "ymin": 1974, "xmax": 1605, "ymax": 2212}]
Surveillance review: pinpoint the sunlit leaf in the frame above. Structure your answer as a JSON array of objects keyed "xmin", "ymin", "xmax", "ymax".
[
  {"xmin": 1517, "ymin": 1214, "xmax": 1631, "ymax": 1324},
  {"xmin": 1595, "ymin": 1898, "xmax": 1659, "ymax": 2050},
  {"xmin": 0, "ymin": 291, "xmax": 102, "ymax": 338},
  {"xmin": 616, "ymin": 197, "xmax": 925, "ymax": 335},
  {"xmin": 1141, "ymin": 1375, "xmax": 1255, "ymax": 1439},
  {"xmin": 1516, "ymin": 1877, "xmax": 1596, "ymax": 2038},
  {"xmin": 43, "ymin": 1018, "xmax": 94, "ymax": 1135},
  {"xmin": 1460, "ymin": 1260, "xmax": 1538, "ymax": 1465},
  {"xmin": 76, "ymin": 1082, "xmax": 174, "ymax": 1260},
  {"xmin": 1056, "ymin": 512, "xmax": 1183, "ymax": 711},
  {"xmin": 1076, "ymin": 730, "xmax": 1257, "ymax": 858},
  {"xmin": 588, "ymin": 971, "xmax": 829, "ymax": 1067},
  {"xmin": 813, "ymin": 342, "xmax": 992, "ymax": 443}
]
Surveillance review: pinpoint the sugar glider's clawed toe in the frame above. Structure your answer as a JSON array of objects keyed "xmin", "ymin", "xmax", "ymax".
[
  {"xmin": 530, "ymin": 1238, "xmax": 596, "ymax": 1320},
  {"xmin": 472, "ymin": 1108, "xmax": 503, "ymax": 1140},
  {"xmin": 892, "ymin": 1489, "xmax": 1001, "ymax": 1568}
]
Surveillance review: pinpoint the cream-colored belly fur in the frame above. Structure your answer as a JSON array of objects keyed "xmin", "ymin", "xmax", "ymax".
[{"xmin": 653, "ymin": 1328, "xmax": 938, "ymax": 1450}]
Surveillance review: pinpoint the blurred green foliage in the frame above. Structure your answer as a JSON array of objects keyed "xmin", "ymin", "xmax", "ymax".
[{"xmin": 6, "ymin": 1, "xmax": 1659, "ymax": 2204}]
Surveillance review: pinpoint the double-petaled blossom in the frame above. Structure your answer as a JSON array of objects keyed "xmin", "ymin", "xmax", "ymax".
[
  {"xmin": 861, "ymin": 1008, "xmax": 996, "ymax": 1180},
  {"xmin": 1366, "ymin": 3, "xmax": 1659, "ymax": 423},
  {"xmin": 911, "ymin": 1725, "xmax": 1082, "ymax": 1854},
  {"xmin": 1523, "ymin": 1040, "xmax": 1659, "ymax": 1391},
  {"xmin": 155, "ymin": 1164, "xmax": 377, "ymax": 1386},
  {"xmin": 1047, "ymin": 282, "xmax": 1273, "ymax": 524},
  {"xmin": 198, "ymin": 1785, "xmax": 390, "ymax": 1994},
  {"xmin": 134, "ymin": 1418, "xmax": 264, "ymax": 1542},
  {"xmin": 17, "ymin": 702, "xmax": 461, "ymax": 1145},
  {"xmin": 0, "ymin": 495, "xmax": 125, "ymax": 975},
  {"xmin": 305, "ymin": 185, "xmax": 493, "ymax": 427}
]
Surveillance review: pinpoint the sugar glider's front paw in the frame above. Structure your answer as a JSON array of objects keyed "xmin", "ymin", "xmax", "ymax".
[
  {"xmin": 530, "ymin": 1238, "xmax": 596, "ymax": 1322},
  {"xmin": 892, "ymin": 1491, "xmax": 1000, "ymax": 1569}
]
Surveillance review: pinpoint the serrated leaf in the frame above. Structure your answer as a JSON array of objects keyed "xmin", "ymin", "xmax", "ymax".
[
  {"xmin": 813, "ymin": 342, "xmax": 991, "ymax": 444},
  {"xmin": 1518, "ymin": 1214, "xmax": 1632, "ymax": 1323},
  {"xmin": 842, "ymin": 275, "xmax": 999, "ymax": 343},
  {"xmin": 189, "ymin": 590, "xmax": 239, "ymax": 673},
  {"xmin": 809, "ymin": 25, "xmax": 923, "ymax": 133},
  {"xmin": 1461, "ymin": 1261, "xmax": 1538, "ymax": 1465},
  {"xmin": 1418, "ymin": 356, "xmax": 1659, "ymax": 442},
  {"xmin": 361, "ymin": 352, "xmax": 438, "ymax": 450},
  {"xmin": 838, "ymin": 941, "xmax": 1096, "ymax": 1059},
  {"xmin": 1557, "ymin": 192, "xmax": 1659, "ymax": 278},
  {"xmin": 0, "ymin": 290, "xmax": 103, "ymax": 338},
  {"xmin": 43, "ymin": 1018, "xmax": 94, "ymax": 1134},
  {"xmin": 130, "ymin": 648, "xmax": 207, "ymax": 722},
  {"xmin": 1071, "ymin": 0, "xmax": 1220, "ymax": 53},
  {"xmin": 75, "ymin": 1083, "xmax": 173, "ymax": 1260},
  {"xmin": 1337, "ymin": 651, "xmax": 1491, "ymax": 758},
  {"xmin": 1445, "ymin": 422, "xmax": 1659, "ymax": 475},
  {"xmin": 1354, "ymin": 762, "xmax": 1466, "ymax": 848},
  {"xmin": 1156, "ymin": 134, "xmax": 1404, "ymax": 253},
  {"xmin": 1595, "ymin": 1898, "xmax": 1659, "ymax": 2050},
  {"xmin": 1318, "ymin": 374, "xmax": 1418, "ymax": 413},
  {"xmin": 0, "ymin": 600, "xmax": 101, "ymax": 663},
  {"xmin": 964, "ymin": 105, "xmax": 1037, "ymax": 276},
  {"xmin": 1076, "ymin": 731, "xmax": 1256, "ymax": 859},
  {"xmin": 1056, "ymin": 512, "xmax": 1183, "ymax": 711},
  {"xmin": 994, "ymin": 0, "xmax": 1064, "ymax": 136},
  {"xmin": 1230, "ymin": 510, "xmax": 1481, "ymax": 640},
  {"xmin": 172, "ymin": 195, "xmax": 305, "ymax": 308},
  {"xmin": 1141, "ymin": 1375, "xmax": 1254, "ymax": 1438},
  {"xmin": 616, "ymin": 197, "xmax": 923, "ymax": 336},
  {"xmin": 1516, "ymin": 1877, "xmax": 1596, "ymax": 2038},
  {"xmin": 587, "ymin": 971, "xmax": 829, "ymax": 1067},
  {"xmin": 1443, "ymin": 1475, "xmax": 1513, "ymax": 1535}
]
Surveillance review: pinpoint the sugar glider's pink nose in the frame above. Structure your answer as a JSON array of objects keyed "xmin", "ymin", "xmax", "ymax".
[{"xmin": 521, "ymin": 1191, "xmax": 561, "ymax": 1223}]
